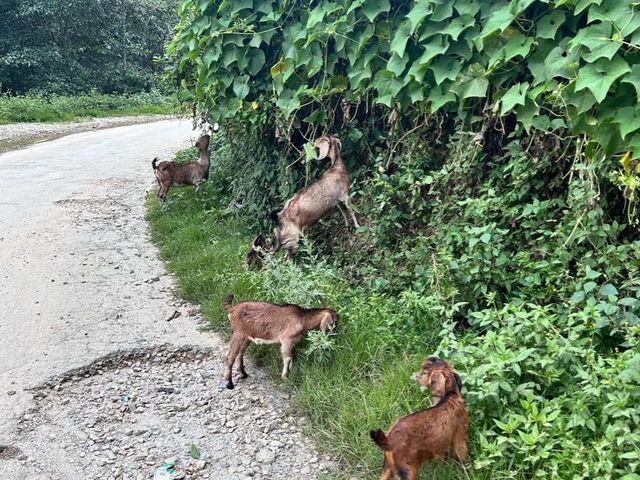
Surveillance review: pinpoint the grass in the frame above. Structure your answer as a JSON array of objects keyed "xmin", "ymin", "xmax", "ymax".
[
  {"xmin": 145, "ymin": 179, "xmax": 484, "ymax": 480},
  {"xmin": 0, "ymin": 91, "xmax": 178, "ymax": 124}
]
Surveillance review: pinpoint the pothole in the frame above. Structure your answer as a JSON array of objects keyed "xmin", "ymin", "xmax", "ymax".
[
  {"xmin": 14, "ymin": 345, "xmax": 335, "ymax": 479},
  {"xmin": 0, "ymin": 445, "xmax": 23, "ymax": 460}
]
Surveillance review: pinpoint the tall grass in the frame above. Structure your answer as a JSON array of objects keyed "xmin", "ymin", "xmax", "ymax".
[
  {"xmin": 0, "ymin": 91, "xmax": 177, "ymax": 124},
  {"xmin": 145, "ymin": 180, "xmax": 484, "ymax": 480}
]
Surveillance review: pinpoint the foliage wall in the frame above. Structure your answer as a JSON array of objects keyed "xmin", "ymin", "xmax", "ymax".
[
  {"xmin": 167, "ymin": 1, "xmax": 640, "ymax": 478},
  {"xmin": 0, "ymin": 0, "xmax": 178, "ymax": 94}
]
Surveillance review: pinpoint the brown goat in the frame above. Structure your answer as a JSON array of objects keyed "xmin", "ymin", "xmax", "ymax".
[
  {"xmin": 222, "ymin": 293, "xmax": 338, "ymax": 389},
  {"xmin": 244, "ymin": 234, "xmax": 267, "ymax": 268},
  {"xmin": 152, "ymin": 135, "xmax": 210, "ymax": 201},
  {"xmin": 370, "ymin": 357, "xmax": 469, "ymax": 480},
  {"xmin": 271, "ymin": 135, "xmax": 359, "ymax": 259}
]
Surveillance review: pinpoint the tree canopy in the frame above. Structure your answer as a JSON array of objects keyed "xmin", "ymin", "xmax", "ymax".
[{"xmin": 0, "ymin": 0, "xmax": 178, "ymax": 94}]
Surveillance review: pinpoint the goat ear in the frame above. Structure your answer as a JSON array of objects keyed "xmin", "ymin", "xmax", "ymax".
[
  {"xmin": 333, "ymin": 137, "xmax": 342, "ymax": 153},
  {"xmin": 454, "ymin": 372, "xmax": 463, "ymax": 392},
  {"xmin": 444, "ymin": 372, "xmax": 460, "ymax": 396},
  {"xmin": 316, "ymin": 137, "xmax": 330, "ymax": 159},
  {"xmin": 319, "ymin": 312, "xmax": 332, "ymax": 332}
]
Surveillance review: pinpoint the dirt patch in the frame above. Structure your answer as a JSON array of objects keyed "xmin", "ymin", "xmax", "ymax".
[{"xmin": 15, "ymin": 346, "xmax": 335, "ymax": 480}]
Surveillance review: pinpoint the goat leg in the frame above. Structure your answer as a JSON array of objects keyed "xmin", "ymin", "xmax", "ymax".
[
  {"xmin": 337, "ymin": 203, "xmax": 350, "ymax": 227},
  {"xmin": 224, "ymin": 336, "xmax": 245, "ymax": 389},
  {"xmin": 280, "ymin": 341, "xmax": 295, "ymax": 378},
  {"xmin": 340, "ymin": 196, "xmax": 360, "ymax": 229},
  {"xmin": 234, "ymin": 339, "xmax": 251, "ymax": 380}
]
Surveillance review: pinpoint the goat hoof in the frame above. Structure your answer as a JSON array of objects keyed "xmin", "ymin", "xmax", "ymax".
[{"xmin": 226, "ymin": 381, "xmax": 235, "ymax": 390}]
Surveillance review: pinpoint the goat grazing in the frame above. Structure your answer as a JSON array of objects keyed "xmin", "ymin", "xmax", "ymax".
[
  {"xmin": 271, "ymin": 135, "xmax": 359, "ymax": 259},
  {"xmin": 222, "ymin": 293, "xmax": 338, "ymax": 389},
  {"xmin": 245, "ymin": 234, "xmax": 267, "ymax": 268},
  {"xmin": 152, "ymin": 134, "xmax": 210, "ymax": 202},
  {"xmin": 370, "ymin": 357, "xmax": 469, "ymax": 480}
]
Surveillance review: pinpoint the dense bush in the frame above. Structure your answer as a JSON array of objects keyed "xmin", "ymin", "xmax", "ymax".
[{"xmin": 162, "ymin": 1, "xmax": 640, "ymax": 479}]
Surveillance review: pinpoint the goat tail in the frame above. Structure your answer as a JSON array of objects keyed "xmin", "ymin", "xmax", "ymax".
[
  {"xmin": 370, "ymin": 429, "xmax": 391, "ymax": 451},
  {"xmin": 223, "ymin": 293, "xmax": 235, "ymax": 312},
  {"xmin": 152, "ymin": 157, "xmax": 160, "ymax": 170}
]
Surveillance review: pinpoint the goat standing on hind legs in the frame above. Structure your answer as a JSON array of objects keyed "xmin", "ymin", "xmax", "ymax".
[
  {"xmin": 152, "ymin": 134, "xmax": 210, "ymax": 202},
  {"xmin": 370, "ymin": 357, "xmax": 469, "ymax": 480},
  {"xmin": 270, "ymin": 135, "xmax": 359, "ymax": 259}
]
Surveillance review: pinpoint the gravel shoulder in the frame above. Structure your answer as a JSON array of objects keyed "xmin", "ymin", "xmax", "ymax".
[
  {"xmin": 0, "ymin": 120, "xmax": 337, "ymax": 480},
  {"xmin": 0, "ymin": 115, "xmax": 181, "ymax": 154}
]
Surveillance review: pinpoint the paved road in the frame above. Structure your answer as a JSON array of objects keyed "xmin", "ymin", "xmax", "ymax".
[{"xmin": 0, "ymin": 120, "xmax": 335, "ymax": 479}]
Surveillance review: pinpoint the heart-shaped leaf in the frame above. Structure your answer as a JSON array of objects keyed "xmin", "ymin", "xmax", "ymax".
[{"xmin": 575, "ymin": 56, "xmax": 631, "ymax": 103}]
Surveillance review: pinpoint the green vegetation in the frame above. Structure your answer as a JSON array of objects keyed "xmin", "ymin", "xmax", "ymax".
[
  {"xmin": 0, "ymin": 91, "xmax": 177, "ymax": 124},
  {"xmin": 158, "ymin": 1, "xmax": 640, "ymax": 479},
  {"xmin": 0, "ymin": 0, "xmax": 178, "ymax": 95},
  {"xmin": 148, "ymin": 131, "xmax": 639, "ymax": 479}
]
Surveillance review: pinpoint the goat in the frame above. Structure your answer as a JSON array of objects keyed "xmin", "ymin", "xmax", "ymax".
[
  {"xmin": 244, "ymin": 234, "xmax": 267, "ymax": 268},
  {"xmin": 271, "ymin": 135, "xmax": 359, "ymax": 259},
  {"xmin": 152, "ymin": 134, "xmax": 210, "ymax": 202},
  {"xmin": 222, "ymin": 293, "xmax": 338, "ymax": 389},
  {"xmin": 370, "ymin": 357, "xmax": 469, "ymax": 480}
]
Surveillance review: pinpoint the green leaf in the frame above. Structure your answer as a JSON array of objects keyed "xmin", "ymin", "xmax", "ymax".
[
  {"xmin": 454, "ymin": 0, "xmax": 481, "ymax": 17},
  {"xmin": 510, "ymin": 0, "xmax": 535, "ymax": 16},
  {"xmin": 431, "ymin": 2, "xmax": 454, "ymax": 22},
  {"xmin": 570, "ymin": 290, "xmax": 586, "ymax": 303},
  {"xmin": 247, "ymin": 49, "xmax": 266, "ymax": 76},
  {"xmin": 440, "ymin": 15, "xmax": 475, "ymax": 41},
  {"xmin": 622, "ymin": 65, "xmax": 640, "ymax": 100},
  {"xmin": 544, "ymin": 39, "xmax": 581, "ymax": 80},
  {"xmin": 575, "ymin": 56, "xmax": 631, "ymax": 103},
  {"xmin": 190, "ymin": 445, "xmax": 201, "ymax": 460},
  {"xmin": 583, "ymin": 281, "xmax": 598, "ymax": 293},
  {"xmin": 500, "ymin": 82, "xmax": 528, "ymax": 115},
  {"xmin": 390, "ymin": 20, "xmax": 413, "ymax": 58},
  {"xmin": 387, "ymin": 53, "xmax": 409, "ymax": 76},
  {"xmin": 429, "ymin": 56, "xmax": 463, "ymax": 84},
  {"xmin": 232, "ymin": 75, "xmax": 250, "ymax": 99},
  {"xmin": 480, "ymin": 2, "xmax": 514, "ymax": 39},
  {"xmin": 304, "ymin": 142, "xmax": 317, "ymax": 160},
  {"xmin": 536, "ymin": 11, "xmax": 566, "ymax": 40},
  {"xmin": 428, "ymin": 84, "xmax": 457, "ymax": 112},
  {"xmin": 372, "ymin": 70, "xmax": 403, "ymax": 107},
  {"xmin": 461, "ymin": 76, "xmax": 489, "ymax": 99},
  {"xmin": 406, "ymin": 80, "xmax": 425, "ymax": 103},
  {"xmin": 409, "ymin": 35, "xmax": 450, "ymax": 82},
  {"xmin": 503, "ymin": 33, "xmax": 534, "ymax": 62},
  {"xmin": 361, "ymin": 0, "xmax": 391, "ymax": 22},
  {"xmin": 571, "ymin": 21, "xmax": 612, "ymax": 51},
  {"xmin": 589, "ymin": 1, "xmax": 640, "ymax": 37},
  {"xmin": 406, "ymin": 1, "xmax": 432, "ymax": 34},
  {"xmin": 585, "ymin": 266, "xmax": 602, "ymax": 279},
  {"xmin": 612, "ymin": 107, "xmax": 640, "ymax": 140},
  {"xmin": 307, "ymin": 4, "xmax": 326, "ymax": 29},
  {"xmin": 599, "ymin": 283, "xmax": 618, "ymax": 297},
  {"xmin": 516, "ymin": 98, "xmax": 539, "ymax": 133},
  {"xmin": 575, "ymin": 0, "xmax": 602, "ymax": 15},
  {"xmin": 582, "ymin": 40, "xmax": 621, "ymax": 63}
]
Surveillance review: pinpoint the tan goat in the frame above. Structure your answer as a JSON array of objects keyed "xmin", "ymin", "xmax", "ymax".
[
  {"xmin": 152, "ymin": 135, "xmax": 210, "ymax": 201},
  {"xmin": 222, "ymin": 293, "xmax": 338, "ymax": 389},
  {"xmin": 370, "ymin": 357, "xmax": 469, "ymax": 480},
  {"xmin": 271, "ymin": 135, "xmax": 359, "ymax": 259}
]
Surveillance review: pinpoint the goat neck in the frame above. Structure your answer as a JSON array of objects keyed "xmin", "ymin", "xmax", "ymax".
[{"xmin": 327, "ymin": 143, "xmax": 346, "ymax": 172}]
